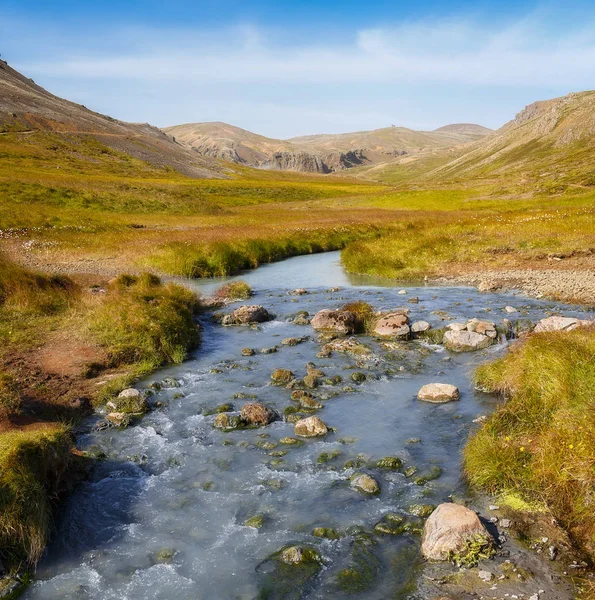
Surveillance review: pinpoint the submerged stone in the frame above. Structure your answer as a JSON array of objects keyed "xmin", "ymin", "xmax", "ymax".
[{"xmin": 376, "ymin": 456, "xmax": 402, "ymax": 470}]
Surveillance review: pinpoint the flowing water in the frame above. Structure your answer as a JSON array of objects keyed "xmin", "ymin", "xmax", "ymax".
[{"xmin": 25, "ymin": 252, "xmax": 592, "ymax": 600}]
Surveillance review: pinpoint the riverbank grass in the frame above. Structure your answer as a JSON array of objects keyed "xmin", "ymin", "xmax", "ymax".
[
  {"xmin": 0, "ymin": 426, "xmax": 73, "ymax": 568},
  {"xmin": 464, "ymin": 326, "xmax": 595, "ymax": 558}
]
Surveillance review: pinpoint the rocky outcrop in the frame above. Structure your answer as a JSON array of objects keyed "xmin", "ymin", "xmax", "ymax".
[
  {"xmin": 311, "ymin": 309, "xmax": 358, "ymax": 334},
  {"xmin": 421, "ymin": 503, "xmax": 490, "ymax": 561},
  {"xmin": 417, "ymin": 383, "xmax": 460, "ymax": 403}
]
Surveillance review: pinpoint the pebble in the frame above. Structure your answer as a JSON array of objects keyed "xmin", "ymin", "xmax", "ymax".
[{"xmin": 478, "ymin": 570, "xmax": 494, "ymax": 582}]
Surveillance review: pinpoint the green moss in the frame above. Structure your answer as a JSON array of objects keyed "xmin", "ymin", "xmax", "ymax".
[
  {"xmin": 446, "ymin": 533, "xmax": 495, "ymax": 567},
  {"xmin": 376, "ymin": 456, "xmax": 402, "ymax": 470},
  {"xmin": 312, "ymin": 527, "xmax": 340, "ymax": 539}
]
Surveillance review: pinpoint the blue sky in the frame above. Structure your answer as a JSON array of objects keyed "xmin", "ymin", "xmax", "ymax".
[{"xmin": 2, "ymin": 1, "xmax": 595, "ymax": 137}]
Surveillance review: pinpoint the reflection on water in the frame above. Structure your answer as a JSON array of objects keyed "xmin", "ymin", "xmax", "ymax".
[{"xmin": 26, "ymin": 252, "xmax": 592, "ymax": 600}]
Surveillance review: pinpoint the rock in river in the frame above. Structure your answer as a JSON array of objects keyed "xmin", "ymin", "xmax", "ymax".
[
  {"xmin": 350, "ymin": 473, "xmax": 380, "ymax": 495},
  {"xmin": 223, "ymin": 305, "xmax": 271, "ymax": 325},
  {"xmin": 241, "ymin": 402, "xmax": 277, "ymax": 426},
  {"xmin": 421, "ymin": 503, "xmax": 490, "ymax": 561},
  {"xmin": 271, "ymin": 368, "xmax": 294, "ymax": 385},
  {"xmin": 294, "ymin": 416, "xmax": 328, "ymax": 437},
  {"xmin": 417, "ymin": 383, "xmax": 460, "ymax": 403},
  {"xmin": 373, "ymin": 312, "xmax": 410, "ymax": 339},
  {"xmin": 443, "ymin": 330, "xmax": 492, "ymax": 352},
  {"xmin": 311, "ymin": 309, "xmax": 357, "ymax": 334}
]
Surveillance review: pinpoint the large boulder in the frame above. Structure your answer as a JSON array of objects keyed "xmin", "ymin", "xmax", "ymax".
[
  {"xmin": 418, "ymin": 383, "xmax": 459, "ymax": 403},
  {"xmin": 534, "ymin": 316, "xmax": 591, "ymax": 333},
  {"xmin": 443, "ymin": 330, "xmax": 492, "ymax": 352},
  {"xmin": 421, "ymin": 503, "xmax": 490, "ymax": 560},
  {"xmin": 294, "ymin": 416, "xmax": 328, "ymax": 437},
  {"xmin": 107, "ymin": 388, "xmax": 147, "ymax": 414},
  {"xmin": 373, "ymin": 313, "xmax": 410, "ymax": 338},
  {"xmin": 241, "ymin": 402, "xmax": 277, "ymax": 426},
  {"xmin": 311, "ymin": 309, "xmax": 357, "ymax": 334},
  {"xmin": 223, "ymin": 305, "xmax": 271, "ymax": 325}
]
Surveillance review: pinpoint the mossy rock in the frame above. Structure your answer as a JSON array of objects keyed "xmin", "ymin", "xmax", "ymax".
[
  {"xmin": 413, "ymin": 465, "xmax": 443, "ymax": 486},
  {"xmin": 446, "ymin": 533, "xmax": 495, "ymax": 567},
  {"xmin": 271, "ymin": 369, "xmax": 294, "ymax": 385},
  {"xmin": 335, "ymin": 533, "xmax": 381, "ymax": 594},
  {"xmin": 409, "ymin": 503, "xmax": 436, "ymax": 518},
  {"xmin": 261, "ymin": 479, "xmax": 285, "ymax": 491},
  {"xmin": 317, "ymin": 450, "xmax": 342, "ymax": 464},
  {"xmin": 404, "ymin": 466, "xmax": 418, "ymax": 477},
  {"xmin": 350, "ymin": 372, "xmax": 367, "ymax": 383},
  {"xmin": 280, "ymin": 437, "xmax": 302, "ymax": 446},
  {"xmin": 245, "ymin": 514, "xmax": 266, "ymax": 529},
  {"xmin": 213, "ymin": 413, "xmax": 244, "ymax": 430},
  {"xmin": 204, "ymin": 403, "xmax": 234, "ymax": 416},
  {"xmin": 312, "ymin": 527, "xmax": 340, "ymax": 539},
  {"xmin": 256, "ymin": 441, "xmax": 278, "ymax": 450},
  {"xmin": 152, "ymin": 548, "xmax": 176, "ymax": 564},
  {"xmin": 303, "ymin": 374, "xmax": 319, "ymax": 389},
  {"xmin": 343, "ymin": 455, "xmax": 368, "ymax": 470},
  {"xmin": 376, "ymin": 456, "xmax": 402, "ymax": 470}
]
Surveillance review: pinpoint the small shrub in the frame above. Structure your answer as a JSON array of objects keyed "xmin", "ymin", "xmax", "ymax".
[{"xmin": 215, "ymin": 280, "xmax": 253, "ymax": 300}]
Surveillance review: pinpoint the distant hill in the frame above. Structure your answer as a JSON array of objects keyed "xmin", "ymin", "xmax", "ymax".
[
  {"xmin": 0, "ymin": 61, "xmax": 222, "ymax": 178},
  {"xmin": 163, "ymin": 121, "xmax": 492, "ymax": 174}
]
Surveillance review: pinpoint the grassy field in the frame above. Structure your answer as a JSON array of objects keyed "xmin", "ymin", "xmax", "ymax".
[{"xmin": 464, "ymin": 326, "xmax": 595, "ymax": 563}]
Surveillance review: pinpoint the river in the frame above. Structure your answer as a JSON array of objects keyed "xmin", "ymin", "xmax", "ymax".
[{"xmin": 24, "ymin": 252, "xmax": 592, "ymax": 599}]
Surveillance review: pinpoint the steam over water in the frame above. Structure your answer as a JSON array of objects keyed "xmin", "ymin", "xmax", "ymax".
[{"xmin": 25, "ymin": 252, "xmax": 591, "ymax": 599}]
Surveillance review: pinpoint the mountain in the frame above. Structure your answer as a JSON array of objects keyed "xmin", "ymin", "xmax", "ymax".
[
  {"xmin": 163, "ymin": 121, "xmax": 492, "ymax": 174},
  {"xmin": 425, "ymin": 91, "xmax": 595, "ymax": 186},
  {"xmin": 0, "ymin": 60, "xmax": 221, "ymax": 178}
]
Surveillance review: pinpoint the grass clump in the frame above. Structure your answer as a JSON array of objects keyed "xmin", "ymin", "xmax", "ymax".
[
  {"xmin": 215, "ymin": 280, "xmax": 253, "ymax": 300},
  {"xmin": 0, "ymin": 426, "xmax": 73, "ymax": 568},
  {"xmin": 0, "ymin": 372, "xmax": 22, "ymax": 416},
  {"xmin": 464, "ymin": 326, "xmax": 595, "ymax": 558},
  {"xmin": 87, "ymin": 273, "xmax": 201, "ymax": 379},
  {"xmin": 342, "ymin": 301, "xmax": 376, "ymax": 333}
]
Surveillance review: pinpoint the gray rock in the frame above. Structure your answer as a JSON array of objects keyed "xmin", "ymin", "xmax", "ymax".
[
  {"xmin": 417, "ymin": 383, "xmax": 460, "ymax": 403},
  {"xmin": 443, "ymin": 329, "xmax": 492, "ymax": 352},
  {"xmin": 311, "ymin": 309, "xmax": 357, "ymax": 334}
]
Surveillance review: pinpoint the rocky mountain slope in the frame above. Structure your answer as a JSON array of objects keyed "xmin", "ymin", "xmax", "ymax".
[
  {"xmin": 163, "ymin": 121, "xmax": 491, "ymax": 174},
  {"xmin": 425, "ymin": 91, "xmax": 595, "ymax": 185},
  {"xmin": 0, "ymin": 60, "xmax": 222, "ymax": 178}
]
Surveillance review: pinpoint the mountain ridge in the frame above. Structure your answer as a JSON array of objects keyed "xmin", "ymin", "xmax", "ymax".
[{"xmin": 163, "ymin": 121, "xmax": 492, "ymax": 174}]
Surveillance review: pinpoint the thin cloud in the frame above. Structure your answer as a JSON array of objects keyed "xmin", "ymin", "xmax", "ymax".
[{"xmin": 16, "ymin": 13, "xmax": 595, "ymax": 88}]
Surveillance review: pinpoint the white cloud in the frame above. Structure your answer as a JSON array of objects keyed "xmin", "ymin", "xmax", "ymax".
[{"xmin": 15, "ymin": 13, "xmax": 595, "ymax": 88}]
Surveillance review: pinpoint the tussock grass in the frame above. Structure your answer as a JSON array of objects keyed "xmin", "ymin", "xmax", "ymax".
[
  {"xmin": 87, "ymin": 273, "xmax": 201, "ymax": 377},
  {"xmin": 464, "ymin": 327, "xmax": 595, "ymax": 558},
  {"xmin": 342, "ymin": 301, "xmax": 376, "ymax": 333},
  {"xmin": 0, "ymin": 426, "xmax": 73, "ymax": 567},
  {"xmin": 215, "ymin": 280, "xmax": 253, "ymax": 300}
]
